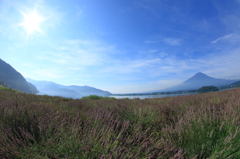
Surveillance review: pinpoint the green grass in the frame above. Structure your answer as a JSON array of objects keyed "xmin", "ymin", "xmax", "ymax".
[
  {"xmin": 81, "ymin": 95, "xmax": 116, "ymax": 99},
  {"xmin": 0, "ymin": 85, "xmax": 10, "ymax": 90},
  {"xmin": 0, "ymin": 88, "xmax": 240, "ymax": 158},
  {"xmin": 81, "ymin": 95, "xmax": 103, "ymax": 99},
  {"xmin": 0, "ymin": 85, "xmax": 18, "ymax": 92}
]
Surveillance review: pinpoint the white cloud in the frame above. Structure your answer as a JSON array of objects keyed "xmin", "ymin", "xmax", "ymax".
[
  {"xmin": 163, "ymin": 38, "xmax": 182, "ymax": 46},
  {"xmin": 139, "ymin": 49, "xmax": 159, "ymax": 55},
  {"xmin": 35, "ymin": 68, "xmax": 64, "ymax": 79},
  {"xmin": 148, "ymin": 57, "xmax": 207, "ymax": 78},
  {"xmin": 147, "ymin": 49, "xmax": 158, "ymax": 53},
  {"xmin": 129, "ymin": 0, "xmax": 167, "ymax": 19},
  {"xmin": 101, "ymin": 58, "xmax": 161, "ymax": 74},
  {"xmin": 145, "ymin": 37, "xmax": 182, "ymax": 46},
  {"xmin": 144, "ymin": 40, "xmax": 158, "ymax": 43},
  {"xmin": 132, "ymin": 1, "xmax": 155, "ymax": 13},
  {"xmin": 211, "ymin": 34, "xmax": 240, "ymax": 43},
  {"xmin": 157, "ymin": 79, "xmax": 182, "ymax": 89},
  {"xmin": 37, "ymin": 39, "xmax": 117, "ymax": 68},
  {"xmin": 203, "ymin": 48, "xmax": 240, "ymax": 79}
]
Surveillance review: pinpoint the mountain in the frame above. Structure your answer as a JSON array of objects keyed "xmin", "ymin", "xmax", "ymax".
[
  {"xmin": 27, "ymin": 82, "xmax": 39, "ymax": 93},
  {"xmin": 60, "ymin": 85, "xmax": 111, "ymax": 96},
  {"xmin": 230, "ymin": 81, "xmax": 240, "ymax": 87},
  {"xmin": 0, "ymin": 81, "xmax": 8, "ymax": 87},
  {"xmin": 156, "ymin": 72, "xmax": 239, "ymax": 92},
  {"xmin": 26, "ymin": 78, "xmax": 81, "ymax": 99},
  {"xmin": 0, "ymin": 58, "xmax": 38, "ymax": 94},
  {"xmin": 26, "ymin": 78, "xmax": 111, "ymax": 99}
]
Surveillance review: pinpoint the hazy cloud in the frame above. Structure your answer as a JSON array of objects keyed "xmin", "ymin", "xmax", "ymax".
[
  {"xmin": 38, "ymin": 39, "xmax": 117, "ymax": 68},
  {"xmin": 157, "ymin": 79, "xmax": 182, "ymax": 88},
  {"xmin": 101, "ymin": 58, "xmax": 161, "ymax": 74},
  {"xmin": 35, "ymin": 68, "xmax": 64, "ymax": 79},
  {"xmin": 163, "ymin": 38, "xmax": 182, "ymax": 46},
  {"xmin": 211, "ymin": 34, "xmax": 240, "ymax": 43},
  {"xmin": 144, "ymin": 40, "xmax": 158, "ymax": 43},
  {"xmin": 145, "ymin": 37, "xmax": 182, "ymax": 46},
  {"xmin": 139, "ymin": 49, "xmax": 159, "ymax": 54},
  {"xmin": 204, "ymin": 47, "xmax": 240, "ymax": 79}
]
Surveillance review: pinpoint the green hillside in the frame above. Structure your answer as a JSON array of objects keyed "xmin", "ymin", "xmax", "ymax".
[
  {"xmin": 0, "ymin": 81, "xmax": 10, "ymax": 90},
  {"xmin": 0, "ymin": 85, "xmax": 8, "ymax": 90},
  {"xmin": 0, "ymin": 84, "xmax": 18, "ymax": 92}
]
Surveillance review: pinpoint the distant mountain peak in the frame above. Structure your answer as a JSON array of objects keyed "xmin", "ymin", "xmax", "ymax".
[
  {"xmin": 196, "ymin": 72, "xmax": 204, "ymax": 75},
  {"xmin": 184, "ymin": 72, "xmax": 214, "ymax": 83},
  {"xmin": 194, "ymin": 72, "xmax": 208, "ymax": 77}
]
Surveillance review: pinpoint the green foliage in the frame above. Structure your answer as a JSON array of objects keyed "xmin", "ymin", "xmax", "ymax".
[
  {"xmin": 0, "ymin": 85, "xmax": 8, "ymax": 90},
  {"xmin": 0, "ymin": 88, "xmax": 240, "ymax": 158},
  {"xmin": 198, "ymin": 86, "xmax": 219, "ymax": 93},
  {"xmin": 81, "ymin": 95, "xmax": 116, "ymax": 100},
  {"xmin": 0, "ymin": 85, "xmax": 18, "ymax": 92},
  {"xmin": 63, "ymin": 98, "xmax": 73, "ymax": 101},
  {"xmin": 163, "ymin": 118, "xmax": 239, "ymax": 158},
  {"xmin": 81, "ymin": 95, "xmax": 103, "ymax": 99}
]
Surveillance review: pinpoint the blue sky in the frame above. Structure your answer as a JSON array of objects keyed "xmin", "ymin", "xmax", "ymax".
[{"xmin": 1, "ymin": 0, "xmax": 240, "ymax": 93}]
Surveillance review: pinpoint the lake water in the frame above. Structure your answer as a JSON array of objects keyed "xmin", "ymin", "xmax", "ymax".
[
  {"xmin": 108, "ymin": 93, "xmax": 198, "ymax": 99},
  {"xmin": 37, "ymin": 92, "xmax": 199, "ymax": 99}
]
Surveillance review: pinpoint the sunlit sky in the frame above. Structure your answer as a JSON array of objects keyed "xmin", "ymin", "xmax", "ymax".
[{"xmin": 1, "ymin": 0, "xmax": 240, "ymax": 93}]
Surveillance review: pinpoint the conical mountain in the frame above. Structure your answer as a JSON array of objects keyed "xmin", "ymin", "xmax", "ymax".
[
  {"xmin": 0, "ymin": 58, "xmax": 38, "ymax": 93},
  {"xmin": 157, "ymin": 72, "xmax": 239, "ymax": 92},
  {"xmin": 184, "ymin": 72, "xmax": 215, "ymax": 83}
]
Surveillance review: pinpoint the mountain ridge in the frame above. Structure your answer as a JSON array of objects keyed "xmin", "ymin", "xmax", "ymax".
[
  {"xmin": 230, "ymin": 81, "xmax": 240, "ymax": 87},
  {"xmin": 26, "ymin": 78, "xmax": 111, "ymax": 99},
  {"xmin": 0, "ymin": 58, "xmax": 38, "ymax": 94}
]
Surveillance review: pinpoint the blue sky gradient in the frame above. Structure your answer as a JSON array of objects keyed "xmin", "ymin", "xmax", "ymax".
[{"xmin": 1, "ymin": 0, "xmax": 240, "ymax": 93}]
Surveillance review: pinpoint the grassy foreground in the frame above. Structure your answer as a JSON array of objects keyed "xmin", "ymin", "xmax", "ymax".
[{"xmin": 0, "ymin": 88, "xmax": 240, "ymax": 158}]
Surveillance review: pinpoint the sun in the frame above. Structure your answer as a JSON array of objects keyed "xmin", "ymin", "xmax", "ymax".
[{"xmin": 21, "ymin": 10, "xmax": 44, "ymax": 35}]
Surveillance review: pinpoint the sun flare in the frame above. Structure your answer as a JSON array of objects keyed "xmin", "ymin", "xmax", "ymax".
[{"xmin": 21, "ymin": 10, "xmax": 44, "ymax": 34}]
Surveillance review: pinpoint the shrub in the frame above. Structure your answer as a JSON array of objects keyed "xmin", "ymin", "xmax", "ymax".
[
  {"xmin": 81, "ymin": 95, "xmax": 103, "ymax": 99},
  {"xmin": 198, "ymin": 86, "xmax": 219, "ymax": 93}
]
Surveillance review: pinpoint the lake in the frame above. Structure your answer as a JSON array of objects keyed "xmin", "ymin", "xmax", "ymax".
[{"xmin": 108, "ymin": 93, "xmax": 198, "ymax": 99}]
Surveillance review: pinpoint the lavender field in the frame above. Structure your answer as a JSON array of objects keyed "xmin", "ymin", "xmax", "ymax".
[{"xmin": 0, "ymin": 88, "xmax": 240, "ymax": 158}]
